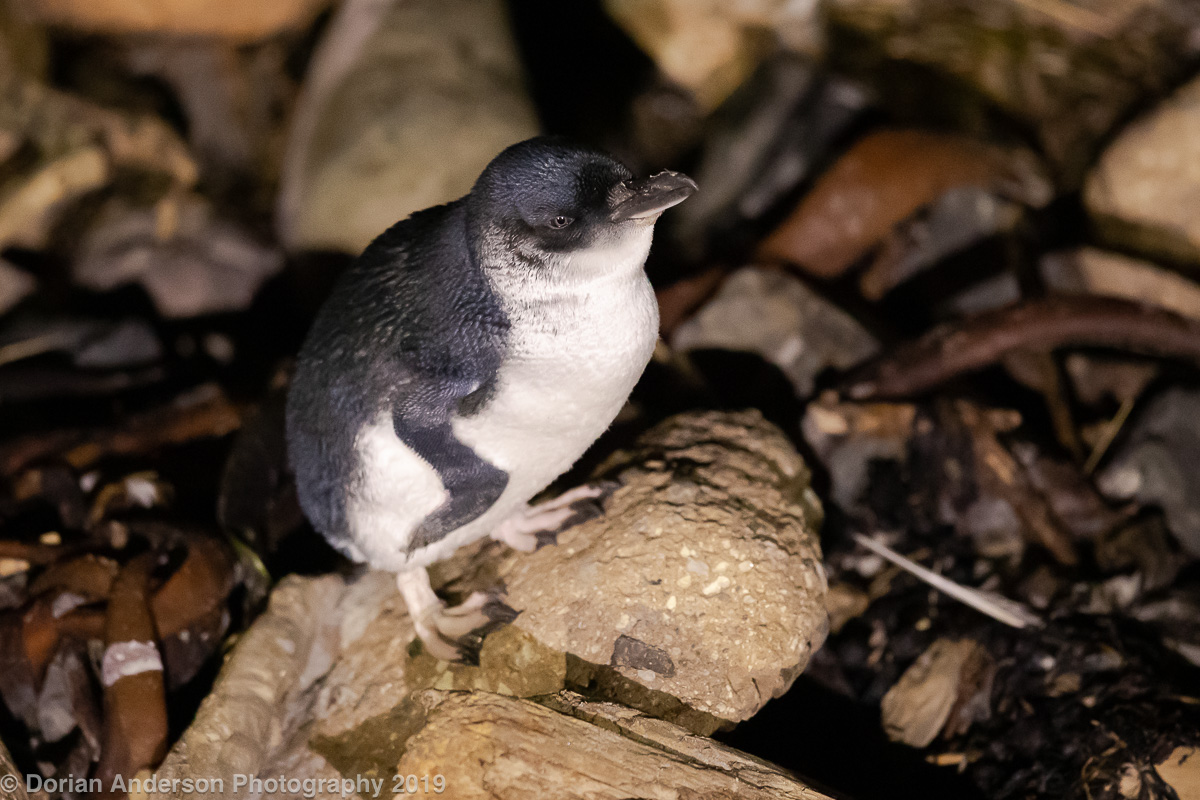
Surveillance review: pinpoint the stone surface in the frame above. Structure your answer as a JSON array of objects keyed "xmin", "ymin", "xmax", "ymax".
[
  {"xmin": 672, "ymin": 266, "xmax": 878, "ymax": 398},
  {"xmin": 604, "ymin": 0, "xmax": 822, "ymax": 111},
  {"xmin": 147, "ymin": 411, "xmax": 828, "ymax": 798},
  {"xmin": 1085, "ymin": 75, "xmax": 1200, "ymax": 266},
  {"xmin": 276, "ymin": 0, "xmax": 539, "ymax": 254},
  {"xmin": 859, "ymin": 186, "xmax": 1024, "ymax": 301},
  {"xmin": 1042, "ymin": 248, "xmax": 1200, "ymax": 320},
  {"xmin": 74, "ymin": 195, "xmax": 283, "ymax": 318},
  {"xmin": 498, "ymin": 410, "xmax": 827, "ymax": 729},
  {"xmin": 1097, "ymin": 387, "xmax": 1200, "ymax": 558},
  {"xmin": 828, "ymin": 0, "xmax": 1200, "ymax": 180},
  {"xmin": 12, "ymin": 0, "xmax": 330, "ymax": 40}
]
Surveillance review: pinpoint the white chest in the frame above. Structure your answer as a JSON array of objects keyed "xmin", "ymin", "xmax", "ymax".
[{"xmin": 452, "ymin": 229, "xmax": 659, "ymax": 484}]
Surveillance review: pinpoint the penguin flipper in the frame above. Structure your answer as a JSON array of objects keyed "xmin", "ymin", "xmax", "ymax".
[{"xmin": 391, "ymin": 377, "xmax": 508, "ymax": 553}]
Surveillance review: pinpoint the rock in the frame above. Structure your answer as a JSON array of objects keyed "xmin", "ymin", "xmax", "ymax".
[
  {"xmin": 759, "ymin": 130, "xmax": 1049, "ymax": 279},
  {"xmin": 74, "ymin": 195, "xmax": 283, "ymax": 318},
  {"xmin": 859, "ymin": 186, "xmax": 1024, "ymax": 301},
  {"xmin": 1043, "ymin": 248, "xmax": 1200, "ymax": 321},
  {"xmin": 276, "ymin": 0, "xmax": 539, "ymax": 254},
  {"xmin": 828, "ymin": 0, "xmax": 1200, "ymax": 181},
  {"xmin": 604, "ymin": 0, "xmax": 822, "ymax": 112},
  {"xmin": 0, "ymin": 259, "xmax": 34, "ymax": 316},
  {"xmin": 1097, "ymin": 387, "xmax": 1200, "ymax": 558},
  {"xmin": 496, "ymin": 410, "xmax": 827, "ymax": 730},
  {"xmin": 1086, "ymin": 75, "xmax": 1200, "ymax": 266},
  {"xmin": 147, "ymin": 411, "xmax": 829, "ymax": 798},
  {"xmin": 12, "ymin": 0, "xmax": 330, "ymax": 40},
  {"xmin": 673, "ymin": 266, "xmax": 878, "ymax": 398},
  {"xmin": 71, "ymin": 319, "xmax": 162, "ymax": 369}
]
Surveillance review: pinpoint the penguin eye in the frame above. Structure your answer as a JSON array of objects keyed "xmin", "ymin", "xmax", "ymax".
[{"xmin": 548, "ymin": 215, "xmax": 574, "ymax": 229}]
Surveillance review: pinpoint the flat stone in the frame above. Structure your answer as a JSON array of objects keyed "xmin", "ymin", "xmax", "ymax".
[
  {"xmin": 309, "ymin": 690, "xmax": 834, "ymax": 800},
  {"xmin": 1097, "ymin": 387, "xmax": 1200, "ymax": 558},
  {"xmin": 673, "ymin": 266, "xmax": 878, "ymax": 398}
]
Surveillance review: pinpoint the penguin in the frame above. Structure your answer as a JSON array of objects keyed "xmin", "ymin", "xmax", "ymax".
[{"xmin": 286, "ymin": 137, "xmax": 696, "ymax": 660}]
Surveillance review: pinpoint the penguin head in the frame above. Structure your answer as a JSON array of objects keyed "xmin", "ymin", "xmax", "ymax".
[{"xmin": 468, "ymin": 137, "xmax": 696, "ymax": 273}]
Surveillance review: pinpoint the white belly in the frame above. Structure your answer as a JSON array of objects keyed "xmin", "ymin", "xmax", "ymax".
[
  {"xmin": 347, "ymin": 231, "xmax": 660, "ymax": 572},
  {"xmin": 455, "ymin": 269, "xmax": 659, "ymax": 493}
]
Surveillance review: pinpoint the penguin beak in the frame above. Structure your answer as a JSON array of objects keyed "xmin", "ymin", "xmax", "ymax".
[{"xmin": 610, "ymin": 170, "xmax": 698, "ymax": 223}]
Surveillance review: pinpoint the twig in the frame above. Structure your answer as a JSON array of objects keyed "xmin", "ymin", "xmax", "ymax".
[
  {"xmin": 845, "ymin": 297, "xmax": 1200, "ymax": 400},
  {"xmin": 1083, "ymin": 396, "xmax": 1137, "ymax": 476},
  {"xmin": 853, "ymin": 532, "xmax": 1043, "ymax": 629}
]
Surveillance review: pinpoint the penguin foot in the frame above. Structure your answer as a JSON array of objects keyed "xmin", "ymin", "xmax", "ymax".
[
  {"xmin": 396, "ymin": 570, "xmax": 515, "ymax": 664},
  {"xmin": 489, "ymin": 482, "xmax": 615, "ymax": 551}
]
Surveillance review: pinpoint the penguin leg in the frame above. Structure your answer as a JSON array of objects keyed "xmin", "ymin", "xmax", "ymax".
[
  {"xmin": 489, "ymin": 483, "xmax": 611, "ymax": 551},
  {"xmin": 395, "ymin": 567, "xmax": 516, "ymax": 664}
]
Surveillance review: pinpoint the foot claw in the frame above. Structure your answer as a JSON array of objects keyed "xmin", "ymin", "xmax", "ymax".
[
  {"xmin": 411, "ymin": 591, "xmax": 517, "ymax": 664},
  {"xmin": 489, "ymin": 482, "xmax": 618, "ymax": 551}
]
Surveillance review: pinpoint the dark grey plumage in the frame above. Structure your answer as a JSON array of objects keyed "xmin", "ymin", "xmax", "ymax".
[{"xmin": 286, "ymin": 200, "xmax": 509, "ymax": 556}]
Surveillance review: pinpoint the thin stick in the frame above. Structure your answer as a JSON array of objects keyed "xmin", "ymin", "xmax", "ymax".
[
  {"xmin": 1083, "ymin": 397, "xmax": 1136, "ymax": 476},
  {"xmin": 853, "ymin": 533, "xmax": 1043, "ymax": 629}
]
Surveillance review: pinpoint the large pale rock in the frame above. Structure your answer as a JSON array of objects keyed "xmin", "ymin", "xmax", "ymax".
[
  {"xmin": 11, "ymin": 0, "xmax": 330, "ymax": 40},
  {"xmin": 672, "ymin": 266, "xmax": 878, "ymax": 398},
  {"xmin": 148, "ymin": 411, "xmax": 828, "ymax": 798},
  {"xmin": 276, "ymin": 0, "xmax": 539, "ymax": 254},
  {"xmin": 498, "ymin": 410, "xmax": 827, "ymax": 730},
  {"xmin": 1085, "ymin": 75, "xmax": 1200, "ymax": 266}
]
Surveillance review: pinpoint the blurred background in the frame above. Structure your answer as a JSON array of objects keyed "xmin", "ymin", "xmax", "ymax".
[{"xmin": 1, "ymin": 0, "xmax": 1200, "ymax": 798}]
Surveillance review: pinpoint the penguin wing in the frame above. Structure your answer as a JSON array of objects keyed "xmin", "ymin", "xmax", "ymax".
[{"xmin": 391, "ymin": 364, "xmax": 509, "ymax": 553}]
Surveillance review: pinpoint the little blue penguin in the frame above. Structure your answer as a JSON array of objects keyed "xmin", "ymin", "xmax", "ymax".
[{"xmin": 286, "ymin": 137, "xmax": 696, "ymax": 660}]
